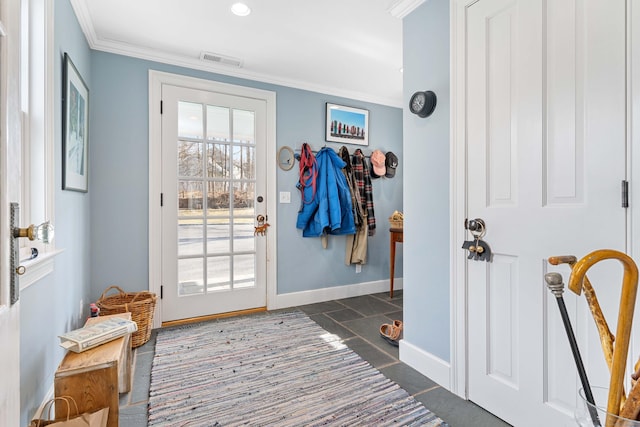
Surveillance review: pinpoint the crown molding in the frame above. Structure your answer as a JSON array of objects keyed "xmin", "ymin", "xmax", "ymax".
[
  {"xmin": 69, "ymin": 0, "xmax": 98, "ymax": 45},
  {"xmin": 387, "ymin": 0, "xmax": 427, "ymax": 18},
  {"xmin": 69, "ymin": 1, "xmax": 402, "ymax": 108},
  {"xmin": 94, "ymin": 39, "xmax": 403, "ymax": 107}
]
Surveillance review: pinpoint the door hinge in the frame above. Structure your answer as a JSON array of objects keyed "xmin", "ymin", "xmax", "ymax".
[
  {"xmin": 160, "ymin": 193, "xmax": 164, "ymax": 207},
  {"xmin": 160, "ymin": 285, "xmax": 163, "ymax": 299},
  {"xmin": 160, "ymin": 100, "xmax": 163, "ymax": 114},
  {"xmin": 622, "ymin": 180, "xmax": 629, "ymax": 208}
]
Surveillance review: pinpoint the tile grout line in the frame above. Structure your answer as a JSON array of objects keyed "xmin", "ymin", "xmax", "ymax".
[
  {"xmin": 413, "ymin": 385, "xmax": 442, "ymax": 397},
  {"xmin": 376, "ymin": 360, "xmax": 402, "ymax": 370},
  {"xmin": 333, "ymin": 299, "xmax": 369, "ymax": 318},
  {"xmin": 334, "ymin": 295, "xmax": 401, "ymax": 318},
  {"xmin": 329, "ymin": 311, "xmax": 400, "ymax": 360}
]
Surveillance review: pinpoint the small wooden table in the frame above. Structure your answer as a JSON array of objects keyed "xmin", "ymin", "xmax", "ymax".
[
  {"xmin": 54, "ymin": 313, "xmax": 132, "ymax": 427},
  {"xmin": 389, "ymin": 227, "xmax": 403, "ymax": 298}
]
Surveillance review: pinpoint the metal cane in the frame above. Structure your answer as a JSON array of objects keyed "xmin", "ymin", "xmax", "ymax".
[
  {"xmin": 548, "ymin": 255, "xmax": 615, "ymax": 375},
  {"xmin": 545, "ymin": 272, "xmax": 601, "ymax": 426}
]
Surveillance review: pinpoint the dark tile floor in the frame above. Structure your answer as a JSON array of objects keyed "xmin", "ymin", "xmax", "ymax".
[{"xmin": 119, "ymin": 291, "xmax": 511, "ymax": 426}]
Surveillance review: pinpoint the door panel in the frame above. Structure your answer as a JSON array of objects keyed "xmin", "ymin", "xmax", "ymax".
[
  {"xmin": 466, "ymin": 0, "xmax": 626, "ymax": 425},
  {"xmin": 161, "ymin": 85, "xmax": 267, "ymax": 322},
  {"xmin": 546, "ymin": 0, "xmax": 582, "ymax": 205},
  {"xmin": 487, "ymin": 255, "xmax": 519, "ymax": 388},
  {"xmin": 486, "ymin": 4, "xmax": 516, "ymax": 207}
]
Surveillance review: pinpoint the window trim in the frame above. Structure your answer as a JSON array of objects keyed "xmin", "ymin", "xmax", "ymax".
[{"xmin": 19, "ymin": 0, "xmax": 58, "ymax": 290}]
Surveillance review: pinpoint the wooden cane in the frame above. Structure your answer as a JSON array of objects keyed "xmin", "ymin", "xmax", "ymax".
[
  {"xmin": 568, "ymin": 250, "xmax": 639, "ymax": 426},
  {"xmin": 619, "ymin": 381, "xmax": 640, "ymax": 422}
]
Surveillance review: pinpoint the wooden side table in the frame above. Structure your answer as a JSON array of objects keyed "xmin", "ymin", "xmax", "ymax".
[{"xmin": 390, "ymin": 227, "xmax": 403, "ymax": 298}]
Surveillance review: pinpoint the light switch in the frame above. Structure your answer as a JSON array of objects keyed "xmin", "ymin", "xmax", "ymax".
[{"xmin": 279, "ymin": 191, "xmax": 291, "ymax": 203}]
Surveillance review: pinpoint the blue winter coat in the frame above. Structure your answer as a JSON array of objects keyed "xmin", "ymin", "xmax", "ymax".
[{"xmin": 296, "ymin": 147, "xmax": 356, "ymax": 237}]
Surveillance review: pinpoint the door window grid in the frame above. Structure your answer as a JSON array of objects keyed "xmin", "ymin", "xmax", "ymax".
[{"xmin": 177, "ymin": 101, "xmax": 256, "ymax": 296}]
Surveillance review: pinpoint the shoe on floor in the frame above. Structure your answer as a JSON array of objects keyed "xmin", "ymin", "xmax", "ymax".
[{"xmin": 379, "ymin": 320, "xmax": 403, "ymax": 347}]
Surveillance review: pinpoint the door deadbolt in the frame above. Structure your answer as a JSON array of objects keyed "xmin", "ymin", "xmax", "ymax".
[{"xmin": 465, "ymin": 218, "xmax": 486, "ymax": 234}]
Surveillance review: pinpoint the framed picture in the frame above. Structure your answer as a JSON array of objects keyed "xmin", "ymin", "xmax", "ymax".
[
  {"xmin": 325, "ymin": 103, "xmax": 369, "ymax": 146},
  {"xmin": 62, "ymin": 52, "xmax": 89, "ymax": 192}
]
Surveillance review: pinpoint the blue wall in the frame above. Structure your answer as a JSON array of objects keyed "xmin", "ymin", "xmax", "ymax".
[
  {"xmin": 275, "ymin": 92, "xmax": 403, "ymax": 293},
  {"xmin": 89, "ymin": 53, "xmax": 403, "ymax": 300},
  {"xmin": 20, "ymin": 1, "xmax": 403, "ymax": 422},
  {"xmin": 20, "ymin": 0, "xmax": 93, "ymax": 424},
  {"xmin": 402, "ymin": 0, "xmax": 450, "ymax": 361}
]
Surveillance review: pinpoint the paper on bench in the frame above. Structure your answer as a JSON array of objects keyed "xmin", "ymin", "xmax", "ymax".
[{"xmin": 59, "ymin": 317, "xmax": 137, "ymax": 353}]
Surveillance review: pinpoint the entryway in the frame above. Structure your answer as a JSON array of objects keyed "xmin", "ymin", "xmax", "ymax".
[{"xmin": 149, "ymin": 72, "xmax": 277, "ymax": 324}]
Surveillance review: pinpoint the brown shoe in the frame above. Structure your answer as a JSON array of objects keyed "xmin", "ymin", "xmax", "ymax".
[{"xmin": 379, "ymin": 320, "xmax": 403, "ymax": 346}]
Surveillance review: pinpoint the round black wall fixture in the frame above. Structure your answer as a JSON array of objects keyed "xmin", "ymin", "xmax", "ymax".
[{"xmin": 409, "ymin": 90, "xmax": 437, "ymax": 118}]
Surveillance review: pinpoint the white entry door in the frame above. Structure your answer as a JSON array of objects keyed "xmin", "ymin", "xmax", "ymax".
[
  {"xmin": 160, "ymin": 84, "xmax": 269, "ymax": 322},
  {"xmin": 0, "ymin": 0, "xmax": 21, "ymax": 424},
  {"xmin": 465, "ymin": 0, "xmax": 626, "ymax": 425}
]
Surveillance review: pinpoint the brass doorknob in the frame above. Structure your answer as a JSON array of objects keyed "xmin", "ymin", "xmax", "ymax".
[{"xmin": 13, "ymin": 221, "xmax": 54, "ymax": 243}]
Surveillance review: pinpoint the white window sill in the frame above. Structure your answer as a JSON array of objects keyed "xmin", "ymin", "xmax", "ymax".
[{"xmin": 19, "ymin": 248, "xmax": 64, "ymax": 290}]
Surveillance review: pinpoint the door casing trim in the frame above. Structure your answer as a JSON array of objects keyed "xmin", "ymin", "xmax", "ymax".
[
  {"xmin": 148, "ymin": 70, "xmax": 277, "ymax": 328},
  {"xmin": 450, "ymin": 0, "xmax": 477, "ymax": 400}
]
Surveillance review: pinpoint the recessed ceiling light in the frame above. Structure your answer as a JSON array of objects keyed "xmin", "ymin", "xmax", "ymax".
[
  {"xmin": 231, "ymin": 2, "xmax": 251, "ymax": 16},
  {"xmin": 399, "ymin": 67, "xmax": 404, "ymax": 73}
]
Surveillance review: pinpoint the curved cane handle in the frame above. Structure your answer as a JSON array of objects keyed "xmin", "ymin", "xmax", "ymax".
[{"xmin": 567, "ymin": 249, "xmax": 638, "ymax": 421}]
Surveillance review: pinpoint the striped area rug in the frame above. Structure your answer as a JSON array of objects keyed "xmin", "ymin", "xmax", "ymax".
[{"xmin": 148, "ymin": 310, "xmax": 448, "ymax": 426}]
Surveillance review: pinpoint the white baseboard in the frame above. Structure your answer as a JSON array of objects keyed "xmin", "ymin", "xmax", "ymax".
[
  {"xmin": 270, "ymin": 278, "xmax": 403, "ymax": 310},
  {"xmin": 399, "ymin": 338, "xmax": 451, "ymax": 390},
  {"xmin": 31, "ymin": 383, "xmax": 55, "ymax": 421}
]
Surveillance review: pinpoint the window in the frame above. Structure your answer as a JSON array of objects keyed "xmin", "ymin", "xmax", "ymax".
[{"xmin": 19, "ymin": 0, "xmax": 56, "ymax": 288}]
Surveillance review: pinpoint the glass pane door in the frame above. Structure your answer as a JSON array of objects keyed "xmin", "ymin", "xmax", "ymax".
[{"xmin": 161, "ymin": 85, "xmax": 267, "ymax": 321}]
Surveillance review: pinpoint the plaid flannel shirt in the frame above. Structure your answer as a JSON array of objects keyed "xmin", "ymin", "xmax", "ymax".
[{"xmin": 352, "ymin": 149, "xmax": 376, "ymax": 236}]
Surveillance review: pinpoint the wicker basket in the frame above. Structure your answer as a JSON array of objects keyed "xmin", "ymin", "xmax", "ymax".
[
  {"xmin": 388, "ymin": 215, "xmax": 403, "ymax": 229},
  {"xmin": 388, "ymin": 210, "xmax": 404, "ymax": 229},
  {"xmin": 389, "ymin": 219, "xmax": 403, "ymax": 229},
  {"xmin": 96, "ymin": 285, "xmax": 157, "ymax": 348}
]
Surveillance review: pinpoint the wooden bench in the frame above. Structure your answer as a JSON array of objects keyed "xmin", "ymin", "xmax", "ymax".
[{"xmin": 54, "ymin": 313, "xmax": 133, "ymax": 427}]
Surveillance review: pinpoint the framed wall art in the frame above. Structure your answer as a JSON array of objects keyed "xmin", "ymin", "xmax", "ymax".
[
  {"xmin": 62, "ymin": 52, "xmax": 89, "ymax": 192},
  {"xmin": 325, "ymin": 103, "xmax": 369, "ymax": 146}
]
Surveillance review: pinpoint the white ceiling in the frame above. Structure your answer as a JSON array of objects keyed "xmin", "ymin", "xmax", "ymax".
[{"xmin": 69, "ymin": 0, "xmax": 424, "ymax": 108}]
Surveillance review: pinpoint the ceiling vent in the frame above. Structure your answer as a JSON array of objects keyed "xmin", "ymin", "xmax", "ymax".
[{"xmin": 200, "ymin": 51, "xmax": 244, "ymax": 68}]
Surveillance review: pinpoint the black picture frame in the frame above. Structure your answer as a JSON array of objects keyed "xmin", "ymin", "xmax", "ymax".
[
  {"xmin": 62, "ymin": 53, "xmax": 89, "ymax": 192},
  {"xmin": 325, "ymin": 103, "xmax": 369, "ymax": 146}
]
